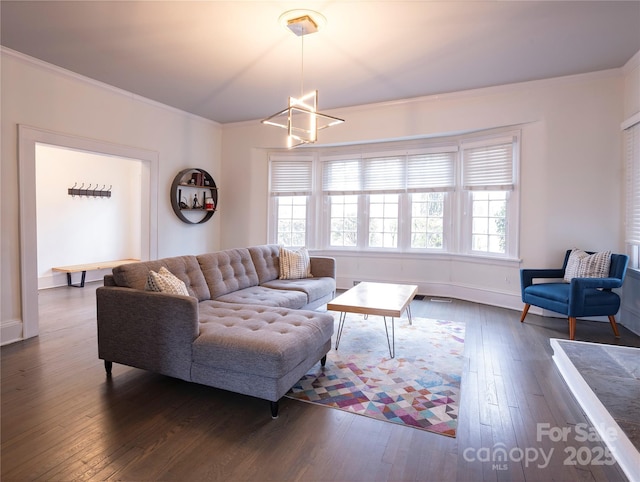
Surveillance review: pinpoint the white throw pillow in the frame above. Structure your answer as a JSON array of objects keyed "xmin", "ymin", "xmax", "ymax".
[
  {"xmin": 563, "ymin": 249, "xmax": 611, "ymax": 282},
  {"xmin": 279, "ymin": 246, "xmax": 313, "ymax": 280},
  {"xmin": 145, "ymin": 266, "xmax": 190, "ymax": 296}
]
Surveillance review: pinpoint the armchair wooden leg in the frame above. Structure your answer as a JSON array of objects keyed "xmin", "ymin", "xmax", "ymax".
[
  {"xmin": 520, "ymin": 304, "xmax": 530, "ymax": 323},
  {"xmin": 608, "ymin": 315, "xmax": 621, "ymax": 338},
  {"xmin": 568, "ymin": 317, "xmax": 576, "ymax": 340}
]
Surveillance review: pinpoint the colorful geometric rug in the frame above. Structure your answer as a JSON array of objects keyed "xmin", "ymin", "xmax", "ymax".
[{"xmin": 286, "ymin": 313, "xmax": 466, "ymax": 437}]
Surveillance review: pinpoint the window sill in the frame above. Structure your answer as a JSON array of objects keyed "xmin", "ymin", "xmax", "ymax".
[{"xmin": 311, "ymin": 248, "xmax": 521, "ymax": 268}]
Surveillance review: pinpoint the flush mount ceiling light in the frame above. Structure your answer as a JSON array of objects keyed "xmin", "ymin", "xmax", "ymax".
[{"xmin": 261, "ymin": 10, "xmax": 344, "ymax": 148}]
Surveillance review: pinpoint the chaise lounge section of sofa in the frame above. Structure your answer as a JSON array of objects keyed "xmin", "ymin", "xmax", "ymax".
[{"xmin": 96, "ymin": 245, "xmax": 336, "ymax": 417}]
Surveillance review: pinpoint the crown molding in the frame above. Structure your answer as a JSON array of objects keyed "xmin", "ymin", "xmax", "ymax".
[{"xmin": 0, "ymin": 46, "xmax": 220, "ymax": 127}]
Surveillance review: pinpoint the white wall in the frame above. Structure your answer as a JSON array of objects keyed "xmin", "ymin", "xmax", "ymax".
[
  {"xmin": 35, "ymin": 144, "xmax": 143, "ymax": 288},
  {"xmin": 222, "ymin": 68, "xmax": 630, "ymax": 317},
  {"xmin": 1, "ymin": 48, "xmax": 222, "ymax": 344}
]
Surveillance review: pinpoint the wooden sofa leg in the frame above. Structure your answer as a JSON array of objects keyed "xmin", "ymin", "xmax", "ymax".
[
  {"xmin": 104, "ymin": 360, "xmax": 113, "ymax": 376},
  {"xmin": 270, "ymin": 401, "xmax": 279, "ymax": 419},
  {"xmin": 321, "ymin": 355, "xmax": 327, "ymax": 367},
  {"xmin": 520, "ymin": 304, "xmax": 530, "ymax": 323},
  {"xmin": 608, "ymin": 315, "xmax": 621, "ymax": 338},
  {"xmin": 568, "ymin": 317, "xmax": 577, "ymax": 340}
]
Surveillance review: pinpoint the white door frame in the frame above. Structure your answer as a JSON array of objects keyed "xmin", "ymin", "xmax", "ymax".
[{"xmin": 18, "ymin": 125, "xmax": 158, "ymax": 339}]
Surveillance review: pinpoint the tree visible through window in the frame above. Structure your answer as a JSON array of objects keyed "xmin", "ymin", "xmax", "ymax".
[
  {"xmin": 411, "ymin": 192, "xmax": 444, "ymax": 249},
  {"xmin": 369, "ymin": 194, "xmax": 398, "ymax": 248},
  {"xmin": 471, "ymin": 191, "xmax": 507, "ymax": 253},
  {"xmin": 330, "ymin": 195, "xmax": 358, "ymax": 247},
  {"xmin": 269, "ymin": 156, "xmax": 313, "ymax": 247},
  {"xmin": 276, "ymin": 196, "xmax": 307, "ymax": 246}
]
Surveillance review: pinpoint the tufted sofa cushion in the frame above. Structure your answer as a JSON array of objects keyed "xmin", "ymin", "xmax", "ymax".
[
  {"xmin": 261, "ymin": 277, "xmax": 335, "ymax": 304},
  {"xmin": 193, "ymin": 301, "xmax": 334, "ymax": 378},
  {"xmin": 111, "ymin": 256, "xmax": 211, "ymax": 301},
  {"xmin": 248, "ymin": 245, "xmax": 280, "ymax": 284},
  {"xmin": 197, "ymin": 249, "xmax": 260, "ymax": 299},
  {"xmin": 215, "ymin": 285, "xmax": 308, "ymax": 308},
  {"xmin": 249, "ymin": 244, "xmax": 336, "ymax": 304}
]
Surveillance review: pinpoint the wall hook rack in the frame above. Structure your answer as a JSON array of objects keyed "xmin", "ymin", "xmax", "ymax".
[{"xmin": 68, "ymin": 182, "xmax": 112, "ymax": 198}]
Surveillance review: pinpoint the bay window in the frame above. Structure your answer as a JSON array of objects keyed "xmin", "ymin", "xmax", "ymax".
[{"xmin": 269, "ymin": 131, "xmax": 519, "ymax": 259}]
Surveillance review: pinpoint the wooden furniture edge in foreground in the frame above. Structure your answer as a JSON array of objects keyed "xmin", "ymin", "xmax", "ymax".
[{"xmin": 52, "ymin": 258, "xmax": 140, "ymax": 288}]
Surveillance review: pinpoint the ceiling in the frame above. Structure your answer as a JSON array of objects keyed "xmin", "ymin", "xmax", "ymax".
[{"xmin": 2, "ymin": 1, "xmax": 639, "ymax": 125}]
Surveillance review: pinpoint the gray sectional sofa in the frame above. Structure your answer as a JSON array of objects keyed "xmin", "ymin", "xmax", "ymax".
[{"xmin": 96, "ymin": 244, "xmax": 336, "ymax": 417}]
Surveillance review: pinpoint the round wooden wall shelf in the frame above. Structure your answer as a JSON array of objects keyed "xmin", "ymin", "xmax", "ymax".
[{"xmin": 170, "ymin": 168, "xmax": 218, "ymax": 224}]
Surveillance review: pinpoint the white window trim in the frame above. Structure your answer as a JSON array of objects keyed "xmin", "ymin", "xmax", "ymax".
[
  {"xmin": 268, "ymin": 155, "xmax": 314, "ymax": 246},
  {"xmin": 622, "ymin": 112, "xmax": 640, "ymax": 269},
  {"xmin": 458, "ymin": 132, "xmax": 520, "ymax": 258}
]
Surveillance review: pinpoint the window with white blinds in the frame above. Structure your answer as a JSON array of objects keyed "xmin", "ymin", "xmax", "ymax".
[
  {"xmin": 269, "ymin": 156, "xmax": 313, "ymax": 247},
  {"xmin": 625, "ymin": 122, "xmax": 640, "ymax": 246},
  {"xmin": 462, "ymin": 137, "xmax": 515, "ymax": 190}
]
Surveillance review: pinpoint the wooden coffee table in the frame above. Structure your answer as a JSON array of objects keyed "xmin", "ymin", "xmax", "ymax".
[{"xmin": 327, "ymin": 282, "xmax": 418, "ymax": 358}]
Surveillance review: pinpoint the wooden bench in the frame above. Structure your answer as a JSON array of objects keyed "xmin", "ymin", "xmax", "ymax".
[{"xmin": 52, "ymin": 259, "xmax": 140, "ymax": 287}]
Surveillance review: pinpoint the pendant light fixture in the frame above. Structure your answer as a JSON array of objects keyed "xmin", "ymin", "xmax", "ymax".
[{"xmin": 261, "ymin": 10, "xmax": 344, "ymax": 148}]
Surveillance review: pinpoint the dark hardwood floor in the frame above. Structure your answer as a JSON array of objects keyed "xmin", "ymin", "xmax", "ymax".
[{"xmin": 2, "ymin": 283, "xmax": 639, "ymax": 481}]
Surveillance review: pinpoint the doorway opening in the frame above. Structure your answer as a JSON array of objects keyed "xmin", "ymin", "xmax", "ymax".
[{"xmin": 18, "ymin": 126, "xmax": 158, "ymax": 340}]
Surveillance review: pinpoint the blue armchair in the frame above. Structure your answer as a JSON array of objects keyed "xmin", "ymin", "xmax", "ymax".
[{"xmin": 520, "ymin": 250, "xmax": 629, "ymax": 340}]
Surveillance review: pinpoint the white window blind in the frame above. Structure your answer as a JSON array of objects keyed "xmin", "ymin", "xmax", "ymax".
[
  {"xmin": 363, "ymin": 156, "xmax": 405, "ymax": 193},
  {"xmin": 270, "ymin": 157, "xmax": 313, "ymax": 195},
  {"xmin": 406, "ymin": 151, "xmax": 456, "ymax": 192},
  {"xmin": 625, "ymin": 122, "xmax": 640, "ymax": 245},
  {"xmin": 462, "ymin": 138, "xmax": 514, "ymax": 190},
  {"xmin": 322, "ymin": 157, "xmax": 361, "ymax": 193},
  {"xmin": 323, "ymin": 150, "xmax": 456, "ymax": 194}
]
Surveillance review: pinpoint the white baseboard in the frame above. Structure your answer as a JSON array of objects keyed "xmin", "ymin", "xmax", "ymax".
[
  {"xmin": 38, "ymin": 270, "xmax": 108, "ymax": 290},
  {"xmin": 337, "ymin": 277, "xmax": 524, "ymax": 312},
  {"xmin": 1, "ymin": 319, "xmax": 24, "ymax": 346},
  {"xmin": 336, "ymin": 277, "xmax": 628, "ymax": 327}
]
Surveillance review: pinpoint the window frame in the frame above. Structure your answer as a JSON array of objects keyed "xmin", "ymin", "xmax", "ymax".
[
  {"xmin": 458, "ymin": 134, "xmax": 520, "ymax": 259},
  {"xmin": 403, "ymin": 191, "xmax": 451, "ymax": 252},
  {"xmin": 267, "ymin": 155, "xmax": 314, "ymax": 248},
  {"xmin": 623, "ymin": 114, "xmax": 640, "ymax": 269},
  {"xmin": 273, "ymin": 195, "xmax": 311, "ymax": 247}
]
